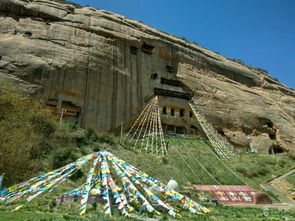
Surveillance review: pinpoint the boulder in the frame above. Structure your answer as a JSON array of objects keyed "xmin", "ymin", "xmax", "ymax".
[
  {"xmin": 254, "ymin": 192, "xmax": 273, "ymax": 204},
  {"xmin": 249, "ymin": 134, "xmax": 274, "ymax": 154}
]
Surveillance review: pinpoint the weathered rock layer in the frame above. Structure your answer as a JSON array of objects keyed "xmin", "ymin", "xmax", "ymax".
[{"xmin": 0, "ymin": 0, "xmax": 294, "ymax": 153}]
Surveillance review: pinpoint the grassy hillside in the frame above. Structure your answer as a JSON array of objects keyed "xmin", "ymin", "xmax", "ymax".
[
  {"xmin": 1, "ymin": 126, "xmax": 294, "ymax": 220},
  {"xmin": 1, "ymin": 190, "xmax": 294, "ymax": 221},
  {"xmin": 104, "ymin": 137, "xmax": 293, "ymax": 191}
]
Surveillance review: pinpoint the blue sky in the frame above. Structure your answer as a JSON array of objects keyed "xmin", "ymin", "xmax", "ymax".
[{"xmin": 70, "ymin": 0, "xmax": 295, "ymax": 89}]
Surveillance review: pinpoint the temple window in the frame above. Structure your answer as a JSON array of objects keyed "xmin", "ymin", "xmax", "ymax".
[
  {"xmin": 151, "ymin": 73, "xmax": 158, "ymax": 79},
  {"xmin": 142, "ymin": 42, "xmax": 154, "ymax": 54},
  {"xmin": 160, "ymin": 77, "xmax": 182, "ymax": 87},
  {"xmin": 162, "ymin": 106, "xmax": 167, "ymax": 114},
  {"xmin": 171, "ymin": 108, "xmax": 175, "ymax": 116},
  {"xmin": 130, "ymin": 46, "xmax": 138, "ymax": 54},
  {"xmin": 166, "ymin": 65, "xmax": 175, "ymax": 73},
  {"xmin": 180, "ymin": 109, "xmax": 185, "ymax": 117},
  {"xmin": 154, "ymin": 88, "xmax": 194, "ymax": 100}
]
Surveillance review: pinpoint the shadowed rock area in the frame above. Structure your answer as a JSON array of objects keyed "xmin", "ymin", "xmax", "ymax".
[{"xmin": 0, "ymin": 0, "xmax": 294, "ymax": 153}]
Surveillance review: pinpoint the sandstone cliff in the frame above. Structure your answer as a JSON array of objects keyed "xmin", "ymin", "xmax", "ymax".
[{"xmin": 0, "ymin": 0, "xmax": 294, "ymax": 153}]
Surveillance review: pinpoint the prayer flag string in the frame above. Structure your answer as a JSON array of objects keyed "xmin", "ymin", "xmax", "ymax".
[
  {"xmin": 0, "ymin": 150, "xmax": 209, "ymax": 217},
  {"xmin": 126, "ymin": 96, "xmax": 167, "ymax": 154},
  {"xmin": 189, "ymin": 103, "xmax": 236, "ymax": 159}
]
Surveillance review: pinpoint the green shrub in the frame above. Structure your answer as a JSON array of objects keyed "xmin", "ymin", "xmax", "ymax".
[
  {"xmin": 98, "ymin": 143, "xmax": 111, "ymax": 151},
  {"xmin": 50, "ymin": 147, "xmax": 79, "ymax": 169},
  {"xmin": 52, "ymin": 125, "xmax": 74, "ymax": 146},
  {"xmin": 92, "ymin": 142, "xmax": 101, "ymax": 152},
  {"xmin": 30, "ymin": 141, "xmax": 53, "ymax": 159},
  {"xmin": 85, "ymin": 127, "xmax": 98, "ymax": 142},
  {"xmin": 69, "ymin": 169, "xmax": 84, "ymax": 181},
  {"xmin": 64, "ymin": 121, "xmax": 79, "ymax": 132},
  {"xmin": 97, "ymin": 133, "xmax": 116, "ymax": 146},
  {"xmin": 80, "ymin": 145, "xmax": 93, "ymax": 155},
  {"xmin": 0, "ymin": 81, "xmax": 57, "ymax": 185},
  {"xmin": 30, "ymin": 114, "xmax": 56, "ymax": 137}
]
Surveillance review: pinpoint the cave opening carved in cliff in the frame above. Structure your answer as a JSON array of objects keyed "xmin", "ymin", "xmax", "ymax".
[{"xmin": 45, "ymin": 99, "xmax": 81, "ymax": 120}]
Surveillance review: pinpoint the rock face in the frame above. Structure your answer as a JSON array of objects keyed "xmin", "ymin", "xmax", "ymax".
[{"xmin": 0, "ymin": 0, "xmax": 294, "ymax": 153}]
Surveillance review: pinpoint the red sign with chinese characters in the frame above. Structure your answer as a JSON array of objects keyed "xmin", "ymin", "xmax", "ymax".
[{"xmin": 193, "ymin": 185, "xmax": 256, "ymax": 204}]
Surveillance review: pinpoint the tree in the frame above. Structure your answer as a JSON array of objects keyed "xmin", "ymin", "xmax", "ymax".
[{"xmin": 0, "ymin": 81, "xmax": 56, "ymax": 186}]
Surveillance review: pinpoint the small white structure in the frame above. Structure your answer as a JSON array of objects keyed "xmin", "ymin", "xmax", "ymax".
[{"xmin": 167, "ymin": 179, "xmax": 179, "ymax": 191}]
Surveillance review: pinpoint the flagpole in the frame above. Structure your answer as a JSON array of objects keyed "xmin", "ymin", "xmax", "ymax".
[{"xmin": 59, "ymin": 108, "xmax": 65, "ymax": 124}]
